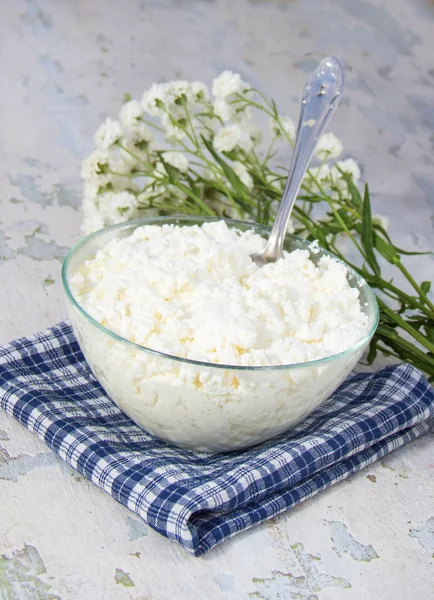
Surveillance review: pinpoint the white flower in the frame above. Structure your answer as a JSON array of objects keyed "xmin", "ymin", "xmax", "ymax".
[
  {"xmin": 247, "ymin": 125, "xmax": 262, "ymax": 146},
  {"xmin": 82, "ymin": 189, "xmax": 98, "ymax": 213},
  {"xmin": 82, "ymin": 213, "xmax": 105, "ymax": 235},
  {"xmin": 81, "ymin": 148, "xmax": 111, "ymax": 182},
  {"xmin": 108, "ymin": 190, "xmax": 139, "ymax": 219},
  {"xmin": 161, "ymin": 113, "xmax": 187, "ymax": 141},
  {"xmin": 335, "ymin": 158, "xmax": 361, "ymax": 184},
  {"xmin": 82, "ymin": 189, "xmax": 106, "ymax": 234},
  {"xmin": 269, "ymin": 116, "xmax": 296, "ymax": 141},
  {"xmin": 123, "ymin": 122, "xmax": 155, "ymax": 154},
  {"xmin": 116, "ymin": 147, "xmax": 141, "ymax": 171},
  {"xmin": 168, "ymin": 80, "xmax": 210, "ymax": 108},
  {"xmin": 213, "ymin": 124, "xmax": 254, "ymax": 153},
  {"xmin": 212, "ymin": 71, "xmax": 251, "ymax": 123},
  {"xmin": 94, "ymin": 118, "xmax": 123, "ymax": 149},
  {"xmin": 136, "ymin": 181, "xmax": 185, "ymax": 209},
  {"xmin": 142, "ymin": 80, "xmax": 209, "ymax": 120},
  {"xmin": 373, "ymin": 214, "xmax": 389, "ymax": 231},
  {"xmin": 143, "ymin": 80, "xmax": 208, "ymax": 139},
  {"xmin": 232, "ymin": 161, "xmax": 253, "ymax": 190},
  {"xmin": 137, "ymin": 185, "xmax": 164, "ymax": 206},
  {"xmin": 212, "ymin": 71, "xmax": 249, "ymax": 100},
  {"xmin": 166, "ymin": 81, "xmax": 190, "ymax": 115},
  {"xmin": 213, "ymin": 98, "xmax": 252, "ymax": 124},
  {"xmin": 315, "ymin": 132, "xmax": 343, "ymax": 160},
  {"xmin": 83, "ymin": 180, "xmax": 100, "ymax": 201},
  {"xmin": 120, "ymin": 100, "xmax": 143, "ymax": 128},
  {"xmin": 197, "ymin": 115, "xmax": 217, "ymax": 140},
  {"xmin": 169, "ymin": 80, "xmax": 189, "ymax": 96},
  {"xmin": 100, "ymin": 191, "xmax": 140, "ymax": 225},
  {"xmin": 162, "ymin": 151, "xmax": 189, "ymax": 173},
  {"xmin": 152, "ymin": 161, "xmax": 167, "ymax": 178},
  {"xmin": 190, "ymin": 81, "xmax": 209, "ymax": 103},
  {"xmin": 142, "ymin": 83, "xmax": 171, "ymax": 116},
  {"xmin": 213, "ymin": 97, "xmax": 233, "ymax": 122},
  {"xmin": 306, "ymin": 164, "xmax": 331, "ymax": 184},
  {"xmin": 203, "ymin": 166, "xmax": 220, "ymax": 182}
]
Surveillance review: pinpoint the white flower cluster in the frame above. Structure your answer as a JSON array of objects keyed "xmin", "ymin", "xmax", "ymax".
[
  {"xmin": 142, "ymin": 80, "xmax": 209, "ymax": 140},
  {"xmin": 212, "ymin": 71, "xmax": 250, "ymax": 122},
  {"xmin": 81, "ymin": 72, "xmax": 361, "ymax": 236},
  {"xmin": 213, "ymin": 124, "xmax": 254, "ymax": 153},
  {"xmin": 307, "ymin": 158, "xmax": 361, "ymax": 189},
  {"xmin": 269, "ymin": 116, "xmax": 296, "ymax": 141}
]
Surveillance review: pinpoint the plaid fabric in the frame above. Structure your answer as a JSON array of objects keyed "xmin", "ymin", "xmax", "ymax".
[{"xmin": 0, "ymin": 322, "xmax": 433, "ymax": 556}]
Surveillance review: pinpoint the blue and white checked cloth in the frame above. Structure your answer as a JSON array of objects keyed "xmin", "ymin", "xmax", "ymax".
[{"xmin": 0, "ymin": 322, "xmax": 433, "ymax": 556}]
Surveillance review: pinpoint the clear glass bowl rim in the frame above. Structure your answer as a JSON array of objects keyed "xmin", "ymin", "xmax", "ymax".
[{"xmin": 61, "ymin": 215, "xmax": 379, "ymax": 372}]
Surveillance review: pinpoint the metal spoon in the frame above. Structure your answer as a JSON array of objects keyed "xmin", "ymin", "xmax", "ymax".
[{"xmin": 251, "ymin": 56, "xmax": 345, "ymax": 267}]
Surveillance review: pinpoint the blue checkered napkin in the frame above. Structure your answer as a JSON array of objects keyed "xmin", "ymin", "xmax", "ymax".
[{"xmin": 0, "ymin": 323, "xmax": 433, "ymax": 556}]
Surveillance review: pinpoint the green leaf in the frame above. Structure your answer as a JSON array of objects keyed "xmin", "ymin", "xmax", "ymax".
[
  {"xmin": 425, "ymin": 326, "xmax": 434, "ymax": 344},
  {"xmin": 185, "ymin": 173, "xmax": 202, "ymax": 199},
  {"xmin": 353, "ymin": 223, "xmax": 400, "ymax": 265},
  {"xmin": 297, "ymin": 195, "xmax": 324, "ymax": 203},
  {"xmin": 337, "ymin": 169, "xmax": 363, "ymax": 207},
  {"xmin": 123, "ymin": 92, "xmax": 132, "ymax": 103},
  {"xmin": 376, "ymin": 325, "xmax": 434, "ymax": 374},
  {"xmin": 366, "ymin": 339, "xmax": 378, "ymax": 365},
  {"xmin": 176, "ymin": 182, "xmax": 214, "ymax": 215},
  {"xmin": 374, "ymin": 225, "xmax": 432, "ymax": 256},
  {"xmin": 361, "ymin": 184, "xmax": 381, "ymax": 276},
  {"xmin": 395, "ymin": 248, "xmax": 432, "ymax": 256},
  {"xmin": 421, "ymin": 281, "xmax": 431, "ymax": 294},
  {"xmin": 161, "ymin": 161, "xmax": 179, "ymax": 185},
  {"xmin": 201, "ymin": 135, "xmax": 249, "ymax": 196},
  {"xmin": 374, "ymin": 234, "xmax": 400, "ymax": 264},
  {"xmin": 222, "ymin": 150, "xmax": 238, "ymax": 161}
]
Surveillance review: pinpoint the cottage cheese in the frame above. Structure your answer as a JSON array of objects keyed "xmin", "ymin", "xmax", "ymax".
[
  {"xmin": 71, "ymin": 221, "xmax": 368, "ymax": 366},
  {"xmin": 67, "ymin": 220, "xmax": 372, "ymax": 451}
]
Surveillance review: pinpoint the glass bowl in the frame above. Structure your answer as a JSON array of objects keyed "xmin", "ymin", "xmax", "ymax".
[{"xmin": 62, "ymin": 216, "xmax": 379, "ymax": 452}]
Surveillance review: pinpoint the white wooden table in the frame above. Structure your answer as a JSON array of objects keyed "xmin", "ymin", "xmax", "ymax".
[{"xmin": 0, "ymin": 1, "xmax": 433, "ymax": 598}]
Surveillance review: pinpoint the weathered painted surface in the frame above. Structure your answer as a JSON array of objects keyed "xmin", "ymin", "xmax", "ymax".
[{"xmin": 0, "ymin": 0, "xmax": 433, "ymax": 598}]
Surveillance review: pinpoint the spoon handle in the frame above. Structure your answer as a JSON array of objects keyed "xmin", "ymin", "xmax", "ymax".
[{"xmin": 263, "ymin": 56, "xmax": 345, "ymax": 260}]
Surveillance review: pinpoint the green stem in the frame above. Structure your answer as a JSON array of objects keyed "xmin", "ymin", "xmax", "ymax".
[
  {"xmin": 323, "ymin": 195, "xmax": 368, "ymax": 261},
  {"xmin": 187, "ymin": 166, "xmax": 245, "ymax": 219},
  {"xmin": 331, "ymin": 253, "xmax": 434, "ymax": 319},
  {"xmin": 106, "ymin": 169, "xmax": 147, "ymax": 178},
  {"xmin": 116, "ymin": 142, "xmax": 149, "ymax": 167},
  {"xmin": 140, "ymin": 117, "xmax": 166, "ymax": 134},
  {"xmin": 377, "ymin": 298, "xmax": 434, "ymax": 354},
  {"xmin": 396, "ymin": 261, "xmax": 434, "ymax": 312},
  {"xmin": 182, "ymin": 98, "xmax": 200, "ymax": 148},
  {"xmin": 175, "ymin": 181, "xmax": 215, "ymax": 216},
  {"xmin": 262, "ymin": 137, "xmax": 277, "ymax": 166},
  {"xmin": 376, "ymin": 326, "xmax": 434, "ymax": 374},
  {"xmin": 232, "ymin": 95, "xmax": 274, "ymax": 118}
]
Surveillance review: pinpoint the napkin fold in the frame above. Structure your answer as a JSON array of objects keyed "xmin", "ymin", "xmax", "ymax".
[{"xmin": 0, "ymin": 322, "xmax": 433, "ymax": 556}]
